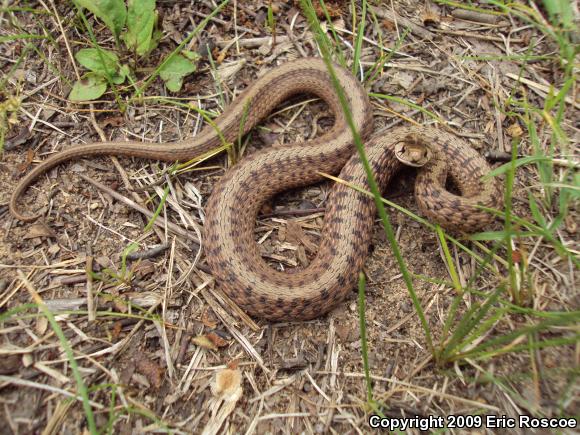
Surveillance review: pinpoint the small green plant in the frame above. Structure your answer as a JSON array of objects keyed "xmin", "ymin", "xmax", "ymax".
[
  {"xmin": 92, "ymin": 242, "xmax": 138, "ymax": 286},
  {"xmin": 267, "ymin": 1, "xmax": 277, "ymax": 40},
  {"xmin": 0, "ymin": 96, "xmax": 21, "ymax": 150},
  {"xmin": 70, "ymin": 0, "xmax": 201, "ymax": 101}
]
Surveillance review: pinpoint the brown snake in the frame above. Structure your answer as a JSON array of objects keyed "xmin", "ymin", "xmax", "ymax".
[{"xmin": 9, "ymin": 58, "xmax": 502, "ymax": 321}]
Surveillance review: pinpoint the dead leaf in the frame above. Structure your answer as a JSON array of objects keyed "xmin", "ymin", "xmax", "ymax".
[
  {"xmin": 226, "ymin": 359, "xmax": 239, "ymax": 370},
  {"xmin": 135, "ymin": 355, "xmax": 163, "ymax": 389},
  {"xmin": 4, "ymin": 127, "xmax": 31, "ymax": 150},
  {"xmin": 100, "ymin": 116, "xmax": 124, "ymax": 128},
  {"xmin": 392, "ymin": 71, "xmax": 416, "ymax": 90},
  {"xmin": 206, "ymin": 332, "xmax": 229, "ymax": 348},
  {"xmin": 506, "ymin": 123, "xmax": 523, "ymax": 138},
  {"xmin": 286, "ymin": 221, "xmax": 317, "ymax": 253},
  {"xmin": 0, "ymin": 355, "xmax": 22, "ymax": 375},
  {"xmin": 16, "ymin": 148, "xmax": 36, "ymax": 173},
  {"xmin": 201, "ymin": 309, "xmax": 218, "ymax": 329},
  {"xmin": 47, "ymin": 244, "xmax": 61, "ymax": 256},
  {"xmin": 297, "ymin": 245, "xmax": 309, "ymax": 267},
  {"xmin": 111, "ymin": 321, "xmax": 123, "ymax": 340},
  {"xmin": 216, "ymin": 59, "xmax": 246, "ymax": 82},
  {"xmin": 23, "ymin": 222, "xmax": 56, "ymax": 239},
  {"xmin": 132, "ymin": 260, "xmax": 156, "ymax": 278},
  {"xmin": 381, "ymin": 18, "xmax": 396, "ymax": 32},
  {"xmin": 211, "ymin": 368, "xmax": 242, "ymax": 401},
  {"xmin": 113, "ymin": 298, "xmax": 128, "ymax": 313},
  {"xmin": 192, "ymin": 335, "xmax": 218, "ymax": 351},
  {"xmin": 35, "ymin": 315, "xmax": 48, "ymax": 335},
  {"xmin": 313, "ymin": 1, "xmax": 343, "ymax": 18}
]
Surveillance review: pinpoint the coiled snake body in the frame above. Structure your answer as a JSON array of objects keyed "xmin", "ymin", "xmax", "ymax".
[{"xmin": 10, "ymin": 58, "xmax": 501, "ymax": 321}]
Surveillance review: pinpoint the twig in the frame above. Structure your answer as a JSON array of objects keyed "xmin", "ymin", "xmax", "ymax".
[
  {"xmin": 369, "ymin": 5, "xmax": 434, "ymax": 41},
  {"xmin": 126, "ymin": 243, "xmax": 171, "ymax": 261},
  {"xmin": 451, "ymin": 9, "xmax": 502, "ymax": 25},
  {"xmin": 215, "ymin": 35, "xmax": 289, "ymax": 48},
  {"xmin": 431, "ymin": 28, "xmax": 525, "ymax": 43}
]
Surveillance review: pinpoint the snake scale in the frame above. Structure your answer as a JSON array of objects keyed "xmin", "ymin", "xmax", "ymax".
[{"xmin": 10, "ymin": 58, "xmax": 502, "ymax": 321}]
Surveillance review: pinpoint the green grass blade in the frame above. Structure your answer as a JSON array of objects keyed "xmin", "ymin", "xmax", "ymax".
[
  {"xmin": 352, "ymin": 0, "xmax": 366, "ymax": 77},
  {"xmin": 357, "ymin": 272, "xmax": 373, "ymax": 403}
]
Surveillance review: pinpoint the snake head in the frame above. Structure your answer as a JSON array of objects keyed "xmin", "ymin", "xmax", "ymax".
[{"xmin": 394, "ymin": 134, "xmax": 432, "ymax": 167}]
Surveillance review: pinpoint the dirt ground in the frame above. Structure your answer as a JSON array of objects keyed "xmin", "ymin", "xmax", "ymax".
[{"xmin": 0, "ymin": 1, "xmax": 578, "ymax": 434}]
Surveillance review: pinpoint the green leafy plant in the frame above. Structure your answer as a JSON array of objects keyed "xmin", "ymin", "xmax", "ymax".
[
  {"xmin": 92, "ymin": 242, "xmax": 138, "ymax": 286},
  {"xmin": 70, "ymin": 0, "xmax": 199, "ymax": 101},
  {"xmin": 76, "ymin": 0, "xmax": 127, "ymax": 41},
  {"xmin": 0, "ymin": 96, "xmax": 21, "ymax": 151}
]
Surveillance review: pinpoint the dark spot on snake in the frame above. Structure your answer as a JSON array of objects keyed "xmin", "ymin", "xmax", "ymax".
[
  {"xmin": 346, "ymin": 252, "xmax": 356, "ymax": 265},
  {"xmin": 462, "ymin": 156, "xmax": 474, "ymax": 167}
]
